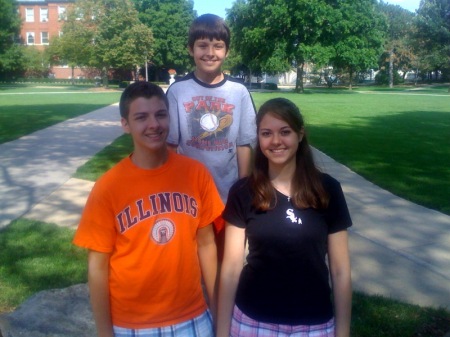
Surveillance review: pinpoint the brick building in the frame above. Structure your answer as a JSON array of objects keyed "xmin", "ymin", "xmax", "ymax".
[{"xmin": 16, "ymin": 0, "xmax": 90, "ymax": 79}]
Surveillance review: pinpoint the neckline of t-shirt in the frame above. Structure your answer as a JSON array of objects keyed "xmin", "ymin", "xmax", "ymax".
[
  {"xmin": 125, "ymin": 152, "xmax": 173, "ymax": 175},
  {"xmin": 192, "ymin": 72, "xmax": 228, "ymax": 88},
  {"xmin": 274, "ymin": 188, "xmax": 291, "ymax": 202}
]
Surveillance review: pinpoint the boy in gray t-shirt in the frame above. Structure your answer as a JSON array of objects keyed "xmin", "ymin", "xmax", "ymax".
[{"xmin": 166, "ymin": 14, "xmax": 256, "ymax": 204}]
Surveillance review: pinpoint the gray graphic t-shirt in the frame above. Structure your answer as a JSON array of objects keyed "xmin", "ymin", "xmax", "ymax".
[{"xmin": 167, "ymin": 73, "xmax": 257, "ymax": 202}]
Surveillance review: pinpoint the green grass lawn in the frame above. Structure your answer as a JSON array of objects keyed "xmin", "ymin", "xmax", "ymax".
[
  {"xmin": 0, "ymin": 219, "xmax": 87, "ymax": 313},
  {"xmin": 0, "ymin": 85, "xmax": 121, "ymax": 144}
]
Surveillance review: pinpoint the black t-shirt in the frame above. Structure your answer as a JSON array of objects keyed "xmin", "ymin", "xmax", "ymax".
[{"xmin": 222, "ymin": 174, "xmax": 352, "ymax": 325}]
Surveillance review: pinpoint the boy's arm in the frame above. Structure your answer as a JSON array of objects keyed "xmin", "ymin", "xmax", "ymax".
[
  {"xmin": 236, "ymin": 144, "xmax": 252, "ymax": 178},
  {"xmin": 197, "ymin": 224, "xmax": 218, "ymax": 319},
  {"xmin": 88, "ymin": 250, "xmax": 114, "ymax": 337}
]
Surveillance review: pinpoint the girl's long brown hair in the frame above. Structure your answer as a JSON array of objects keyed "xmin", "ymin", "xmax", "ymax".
[{"xmin": 250, "ymin": 98, "xmax": 329, "ymax": 211}]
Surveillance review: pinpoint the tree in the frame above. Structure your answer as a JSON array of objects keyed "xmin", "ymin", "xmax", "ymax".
[
  {"xmin": 54, "ymin": 0, "xmax": 154, "ymax": 86},
  {"xmin": 0, "ymin": 0, "xmax": 22, "ymax": 79},
  {"xmin": 413, "ymin": 0, "xmax": 450, "ymax": 90},
  {"xmin": 378, "ymin": 2, "xmax": 415, "ymax": 87},
  {"xmin": 227, "ymin": 0, "xmax": 335, "ymax": 93},
  {"xmin": 47, "ymin": 15, "xmax": 96, "ymax": 84},
  {"xmin": 227, "ymin": 0, "xmax": 385, "ymax": 92},
  {"xmin": 328, "ymin": 0, "xmax": 386, "ymax": 90},
  {"xmin": 133, "ymin": 0, "xmax": 196, "ymax": 81}
]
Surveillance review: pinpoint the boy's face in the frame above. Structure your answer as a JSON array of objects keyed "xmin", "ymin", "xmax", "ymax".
[
  {"xmin": 121, "ymin": 96, "xmax": 169, "ymax": 154},
  {"xmin": 189, "ymin": 38, "xmax": 228, "ymax": 80}
]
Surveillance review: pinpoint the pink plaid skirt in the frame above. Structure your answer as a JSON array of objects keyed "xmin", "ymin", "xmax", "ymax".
[{"xmin": 230, "ymin": 305, "xmax": 335, "ymax": 337}]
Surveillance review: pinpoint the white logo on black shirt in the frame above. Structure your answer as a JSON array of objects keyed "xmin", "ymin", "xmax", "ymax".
[{"xmin": 286, "ymin": 209, "xmax": 302, "ymax": 225}]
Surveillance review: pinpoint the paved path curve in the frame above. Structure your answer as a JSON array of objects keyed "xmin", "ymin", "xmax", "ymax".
[{"xmin": 0, "ymin": 104, "xmax": 123, "ymax": 228}]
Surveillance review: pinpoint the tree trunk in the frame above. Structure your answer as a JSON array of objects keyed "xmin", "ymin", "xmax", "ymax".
[
  {"xmin": 348, "ymin": 68, "xmax": 353, "ymax": 90},
  {"xmin": 71, "ymin": 66, "xmax": 75, "ymax": 86},
  {"xmin": 295, "ymin": 63, "xmax": 304, "ymax": 93},
  {"xmin": 389, "ymin": 49, "xmax": 394, "ymax": 88},
  {"xmin": 102, "ymin": 67, "xmax": 109, "ymax": 88}
]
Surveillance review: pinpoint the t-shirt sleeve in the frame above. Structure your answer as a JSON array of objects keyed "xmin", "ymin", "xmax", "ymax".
[
  {"xmin": 324, "ymin": 175, "xmax": 352, "ymax": 234},
  {"xmin": 166, "ymin": 86, "xmax": 180, "ymax": 146},
  {"xmin": 72, "ymin": 182, "xmax": 117, "ymax": 253},
  {"xmin": 222, "ymin": 179, "xmax": 250, "ymax": 228},
  {"xmin": 236, "ymin": 88, "xmax": 257, "ymax": 147}
]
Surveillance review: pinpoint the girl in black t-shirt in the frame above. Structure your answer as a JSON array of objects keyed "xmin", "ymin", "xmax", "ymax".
[{"xmin": 217, "ymin": 98, "xmax": 352, "ymax": 337}]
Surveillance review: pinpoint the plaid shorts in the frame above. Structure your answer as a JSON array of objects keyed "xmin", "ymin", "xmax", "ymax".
[
  {"xmin": 113, "ymin": 310, "xmax": 213, "ymax": 337},
  {"xmin": 230, "ymin": 305, "xmax": 335, "ymax": 337}
]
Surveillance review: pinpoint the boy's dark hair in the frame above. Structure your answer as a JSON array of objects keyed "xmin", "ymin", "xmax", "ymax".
[
  {"xmin": 119, "ymin": 82, "xmax": 169, "ymax": 119},
  {"xmin": 188, "ymin": 14, "xmax": 230, "ymax": 51}
]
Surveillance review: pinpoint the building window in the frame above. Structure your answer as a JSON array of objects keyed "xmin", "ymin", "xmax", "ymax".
[
  {"xmin": 27, "ymin": 32, "xmax": 35, "ymax": 45},
  {"xmin": 25, "ymin": 8, "xmax": 34, "ymax": 22},
  {"xmin": 40, "ymin": 8, "xmax": 48, "ymax": 22},
  {"xmin": 41, "ymin": 32, "xmax": 49, "ymax": 45},
  {"xmin": 58, "ymin": 6, "xmax": 67, "ymax": 21}
]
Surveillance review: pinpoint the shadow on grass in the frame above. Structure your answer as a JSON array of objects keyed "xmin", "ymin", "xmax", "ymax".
[
  {"xmin": 0, "ymin": 219, "xmax": 87, "ymax": 310},
  {"xmin": 352, "ymin": 292, "xmax": 450, "ymax": 337}
]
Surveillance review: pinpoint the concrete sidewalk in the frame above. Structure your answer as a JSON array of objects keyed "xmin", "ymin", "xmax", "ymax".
[
  {"xmin": 1, "ymin": 104, "xmax": 449, "ymax": 311},
  {"xmin": 0, "ymin": 103, "xmax": 123, "ymax": 228},
  {"xmin": 314, "ymin": 149, "xmax": 450, "ymax": 309}
]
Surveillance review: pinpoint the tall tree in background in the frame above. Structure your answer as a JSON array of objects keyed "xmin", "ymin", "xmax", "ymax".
[
  {"xmin": 0, "ymin": 0, "xmax": 22, "ymax": 79},
  {"xmin": 329, "ymin": 0, "xmax": 386, "ymax": 90},
  {"xmin": 228, "ymin": 0, "xmax": 334, "ymax": 93},
  {"xmin": 413, "ymin": 0, "xmax": 450, "ymax": 90},
  {"xmin": 378, "ymin": 2, "xmax": 415, "ymax": 87},
  {"xmin": 47, "ymin": 12, "xmax": 96, "ymax": 84},
  {"xmin": 133, "ymin": 0, "xmax": 196, "ymax": 80},
  {"xmin": 51, "ymin": 0, "xmax": 154, "ymax": 86},
  {"xmin": 228, "ymin": 0, "xmax": 385, "ymax": 92}
]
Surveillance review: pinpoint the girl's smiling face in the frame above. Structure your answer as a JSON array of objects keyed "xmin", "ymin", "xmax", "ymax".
[{"xmin": 258, "ymin": 112, "xmax": 304, "ymax": 169}]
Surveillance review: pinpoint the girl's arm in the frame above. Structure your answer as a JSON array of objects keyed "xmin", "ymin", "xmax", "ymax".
[
  {"xmin": 88, "ymin": 250, "xmax": 114, "ymax": 337},
  {"xmin": 216, "ymin": 224, "xmax": 246, "ymax": 337},
  {"xmin": 328, "ymin": 230, "xmax": 352, "ymax": 337}
]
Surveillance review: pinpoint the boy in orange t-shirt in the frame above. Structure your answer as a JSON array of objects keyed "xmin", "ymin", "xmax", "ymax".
[{"xmin": 73, "ymin": 82, "xmax": 223, "ymax": 337}]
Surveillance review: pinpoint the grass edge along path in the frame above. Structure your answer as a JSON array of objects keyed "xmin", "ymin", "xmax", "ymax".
[{"xmin": 0, "ymin": 87, "xmax": 121, "ymax": 144}]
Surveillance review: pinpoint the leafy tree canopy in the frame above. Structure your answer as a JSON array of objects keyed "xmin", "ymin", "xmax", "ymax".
[
  {"xmin": 228, "ymin": 0, "xmax": 386, "ymax": 91},
  {"xmin": 413, "ymin": 0, "xmax": 450, "ymax": 77},
  {"xmin": 133, "ymin": 0, "xmax": 196, "ymax": 75},
  {"xmin": 0, "ymin": 0, "xmax": 22, "ymax": 78},
  {"xmin": 328, "ymin": 0, "xmax": 386, "ymax": 88},
  {"xmin": 52, "ymin": 0, "xmax": 154, "ymax": 84}
]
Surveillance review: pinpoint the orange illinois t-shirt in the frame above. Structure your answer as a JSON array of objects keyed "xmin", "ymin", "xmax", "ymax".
[{"xmin": 73, "ymin": 152, "xmax": 224, "ymax": 328}]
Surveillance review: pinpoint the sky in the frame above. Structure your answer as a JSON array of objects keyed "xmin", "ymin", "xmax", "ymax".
[{"xmin": 193, "ymin": 0, "xmax": 421, "ymax": 18}]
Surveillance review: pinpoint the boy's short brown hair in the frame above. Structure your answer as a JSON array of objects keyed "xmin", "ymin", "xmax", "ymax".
[
  {"xmin": 119, "ymin": 82, "xmax": 169, "ymax": 119},
  {"xmin": 188, "ymin": 14, "xmax": 230, "ymax": 51}
]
